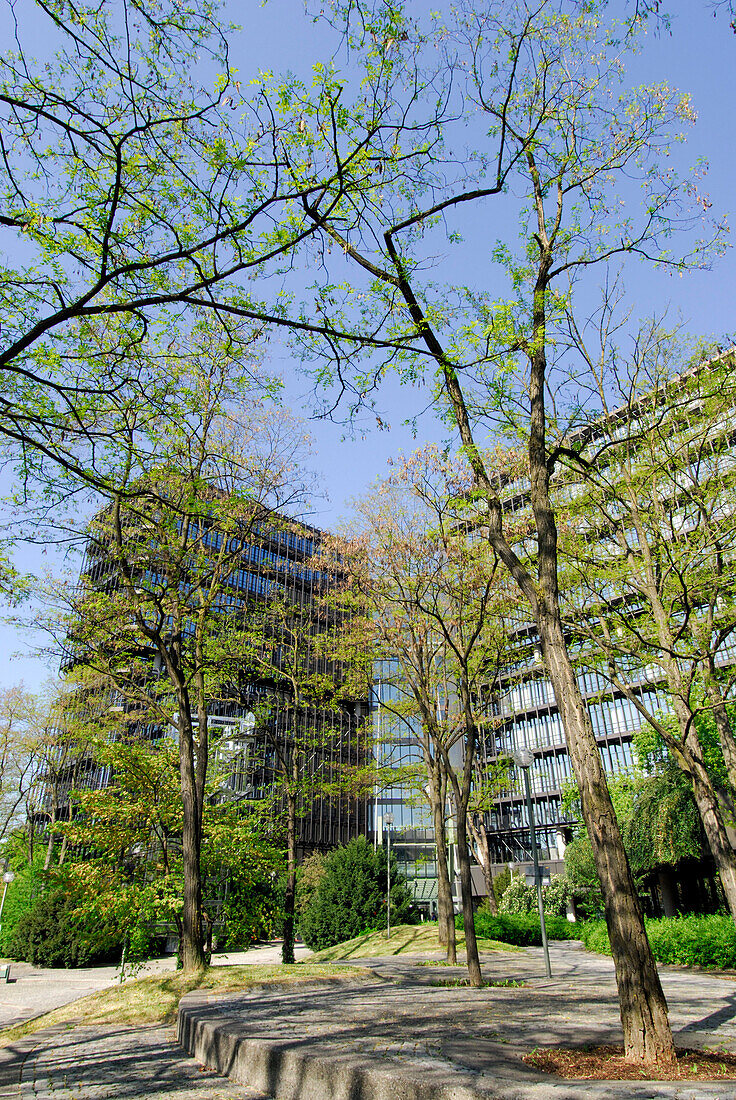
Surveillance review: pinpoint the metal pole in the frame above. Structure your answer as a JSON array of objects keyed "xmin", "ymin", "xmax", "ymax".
[
  {"xmin": 374, "ymin": 681, "xmax": 381, "ymax": 851},
  {"xmin": 387, "ymin": 823, "xmax": 391, "ymax": 940},
  {"xmin": 522, "ymin": 768, "xmax": 551, "ymax": 978}
]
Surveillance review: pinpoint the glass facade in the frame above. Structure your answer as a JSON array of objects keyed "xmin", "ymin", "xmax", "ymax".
[{"xmin": 54, "ymin": 514, "xmax": 370, "ymax": 854}]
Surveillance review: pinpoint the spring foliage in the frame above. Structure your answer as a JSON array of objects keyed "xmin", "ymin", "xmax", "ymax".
[{"xmin": 299, "ymin": 837, "xmax": 418, "ymax": 950}]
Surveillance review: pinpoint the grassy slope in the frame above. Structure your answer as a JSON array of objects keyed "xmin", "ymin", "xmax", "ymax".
[
  {"xmin": 306, "ymin": 921, "xmax": 520, "ymax": 961},
  {"xmin": 0, "ymin": 963, "xmax": 367, "ymax": 1046}
]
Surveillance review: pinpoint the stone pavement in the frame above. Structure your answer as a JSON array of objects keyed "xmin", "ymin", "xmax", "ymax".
[
  {"xmin": 3, "ymin": 942, "xmax": 736, "ymax": 1099},
  {"xmin": 179, "ymin": 941, "xmax": 736, "ymax": 1100},
  {"xmin": 0, "ymin": 1023, "xmax": 272, "ymax": 1098},
  {"xmin": 0, "ymin": 941, "xmax": 311, "ymax": 1098}
]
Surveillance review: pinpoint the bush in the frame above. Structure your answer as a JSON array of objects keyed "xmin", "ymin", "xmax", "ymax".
[
  {"xmin": 464, "ymin": 909, "xmax": 581, "ymax": 946},
  {"xmin": 498, "ymin": 875, "xmax": 535, "ymax": 914},
  {"xmin": 578, "ymin": 914, "xmax": 736, "ymax": 970},
  {"xmin": 299, "ymin": 837, "xmax": 419, "ymax": 950},
  {"xmin": 491, "ymin": 868, "xmax": 511, "ymax": 909},
  {"xmin": 296, "ymin": 851, "xmax": 327, "ymax": 917},
  {"xmin": 0, "ymin": 864, "xmax": 42, "ymax": 956},
  {"xmin": 498, "ymin": 873, "xmax": 577, "ymax": 917},
  {"xmin": 7, "ymin": 889, "xmax": 123, "ymax": 968}
]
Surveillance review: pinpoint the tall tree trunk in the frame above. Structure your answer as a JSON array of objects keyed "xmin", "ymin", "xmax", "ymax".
[
  {"xmin": 633, "ymin": 557, "xmax": 736, "ymax": 924},
  {"xmin": 391, "ymin": 200, "xmax": 676, "ymax": 1064},
  {"xmin": 690, "ymin": 766, "xmax": 736, "ymax": 920},
  {"xmin": 524, "ymin": 235, "xmax": 675, "ymax": 1066},
  {"xmin": 430, "ymin": 762, "xmax": 456, "ymax": 962},
  {"xmin": 283, "ymin": 780, "xmax": 297, "ymax": 965},
  {"xmin": 454, "ymin": 801, "xmax": 482, "ymax": 987},
  {"xmin": 179, "ymin": 714, "xmax": 205, "ymax": 972},
  {"xmin": 468, "ymin": 812, "xmax": 498, "ymax": 915},
  {"xmin": 542, "ymin": 615, "xmax": 675, "ymax": 1065}
]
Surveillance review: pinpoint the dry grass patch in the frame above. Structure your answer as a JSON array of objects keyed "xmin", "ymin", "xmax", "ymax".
[
  {"xmin": 306, "ymin": 922, "xmax": 519, "ymax": 961},
  {"xmin": 0, "ymin": 963, "xmax": 364, "ymax": 1047}
]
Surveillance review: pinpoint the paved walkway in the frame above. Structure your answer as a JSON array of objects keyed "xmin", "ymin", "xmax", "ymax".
[
  {"xmin": 3, "ymin": 942, "xmax": 736, "ymax": 1098},
  {"xmin": 179, "ymin": 942, "xmax": 736, "ymax": 1099},
  {"xmin": 0, "ymin": 1023, "xmax": 271, "ymax": 1098}
]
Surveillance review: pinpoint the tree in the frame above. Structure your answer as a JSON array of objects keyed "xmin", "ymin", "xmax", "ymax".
[
  {"xmin": 239, "ymin": 579, "xmax": 371, "ymax": 964},
  {"xmin": 346, "ymin": 446, "xmax": 514, "ymax": 985},
  {"xmin": 36, "ymin": 336, "xmax": 313, "ymax": 971},
  {"xmin": 0, "ymin": 0, "xmax": 393, "ymax": 503},
  {"xmin": 563, "ymin": 742, "xmax": 708, "ymax": 917},
  {"xmin": 0, "ymin": 682, "xmax": 99, "ymax": 871},
  {"xmin": 248, "ymin": 0, "xmax": 727, "ymax": 1063},
  {"xmin": 31, "ymin": 733, "xmax": 283, "ymax": 965},
  {"xmin": 299, "ymin": 835, "xmax": 417, "ymax": 950},
  {"xmin": 558, "ymin": 332, "xmax": 736, "ymax": 920},
  {"xmin": 0, "ymin": 687, "xmax": 47, "ymax": 852}
]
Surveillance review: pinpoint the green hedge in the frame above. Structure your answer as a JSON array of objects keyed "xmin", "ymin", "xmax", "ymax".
[
  {"xmin": 462, "ymin": 909, "xmax": 581, "ymax": 946},
  {"xmin": 579, "ymin": 914, "xmax": 736, "ymax": 970},
  {"xmin": 7, "ymin": 889, "xmax": 123, "ymax": 969},
  {"xmin": 299, "ymin": 837, "xmax": 418, "ymax": 951}
]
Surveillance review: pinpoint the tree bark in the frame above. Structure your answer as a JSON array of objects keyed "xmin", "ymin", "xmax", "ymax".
[
  {"xmin": 179, "ymin": 710, "xmax": 205, "ymax": 972},
  {"xmin": 429, "ymin": 761, "xmax": 456, "ymax": 962},
  {"xmin": 672, "ymin": 705, "xmax": 736, "ymax": 923},
  {"xmin": 468, "ymin": 812, "xmax": 498, "ymax": 915},
  {"xmin": 454, "ymin": 801, "xmax": 482, "ymax": 987},
  {"xmin": 542, "ymin": 615, "xmax": 675, "ymax": 1065},
  {"xmin": 283, "ymin": 781, "xmax": 297, "ymax": 965}
]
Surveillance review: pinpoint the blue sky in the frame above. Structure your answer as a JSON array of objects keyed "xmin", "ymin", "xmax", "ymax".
[{"xmin": 1, "ymin": 0, "xmax": 735, "ymax": 690}]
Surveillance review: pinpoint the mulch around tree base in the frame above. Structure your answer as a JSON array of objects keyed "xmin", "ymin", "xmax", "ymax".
[{"xmin": 524, "ymin": 1045, "xmax": 736, "ymax": 1081}]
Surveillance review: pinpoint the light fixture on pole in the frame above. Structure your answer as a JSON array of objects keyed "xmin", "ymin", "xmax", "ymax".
[
  {"xmin": 384, "ymin": 812, "xmax": 394, "ymax": 939},
  {"xmin": 512, "ymin": 749, "xmax": 551, "ymax": 978}
]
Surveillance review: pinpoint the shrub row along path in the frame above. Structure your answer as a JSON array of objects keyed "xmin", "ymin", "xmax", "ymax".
[{"xmin": 1, "ymin": 941, "xmax": 736, "ymax": 1098}]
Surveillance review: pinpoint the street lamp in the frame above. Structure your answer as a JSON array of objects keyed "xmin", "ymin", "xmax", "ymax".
[
  {"xmin": 512, "ymin": 749, "xmax": 552, "ymax": 978},
  {"xmin": 384, "ymin": 812, "xmax": 394, "ymax": 939},
  {"xmin": 0, "ymin": 871, "xmax": 15, "ymax": 938}
]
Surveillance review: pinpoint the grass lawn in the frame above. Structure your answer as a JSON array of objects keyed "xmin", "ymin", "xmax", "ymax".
[
  {"xmin": 305, "ymin": 921, "xmax": 520, "ymax": 961},
  {"xmin": 0, "ymin": 963, "xmax": 367, "ymax": 1047}
]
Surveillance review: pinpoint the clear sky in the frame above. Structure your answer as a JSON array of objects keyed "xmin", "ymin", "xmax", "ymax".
[{"xmin": 1, "ymin": 0, "xmax": 734, "ymax": 690}]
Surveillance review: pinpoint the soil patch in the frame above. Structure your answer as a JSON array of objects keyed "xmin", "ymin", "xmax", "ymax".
[{"xmin": 525, "ymin": 1045, "xmax": 736, "ymax": 1081}]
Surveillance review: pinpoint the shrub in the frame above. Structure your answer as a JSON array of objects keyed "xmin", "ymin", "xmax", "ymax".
[
  {"xmin": 491, "ymin": 868, "xmax": 511, "ymax": 909},
  {"xmin": 7, "ymin": 889, "xmax": 123, "ymax": 968},
  {"xmin": 543, "ymin": 874, "xmax": 576, "ymax": 916},
  {"xmin": 578, "ymin": 914, "xmax": 736, "ymax": 970},
  {"xmin": 296, "ymin": 851, "xmax": 327, "ymax": 917},
  {"xmin": 498, "ymin": 875, "xmax": 535, "ymax": 914},
  {"xmin": 0, "ymin": 864, "xmax": 42, "ymax": 956},
  {"xmin": 299, "ymin": 837, "xmax": 419, "ymax": 950},
  {"xmin": 465, "ymin": 909, "xmax": 581, "ymax": 946},
  {"xmin": 498, "ymin": 873, "xmax": 576, "ymax": 918}
]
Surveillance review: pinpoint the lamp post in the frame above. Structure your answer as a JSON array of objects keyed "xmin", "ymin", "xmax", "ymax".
[
  {"xmin": 0, "ymin": 871, "xmax": 15, "ymax": 939},
  {"xmin": 384, "ymin": 812, "xmax": 394, "ymax": 939},
  {"xmin": 512, "ymin": 749, "xmax": 552, "ymax": 978}
]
